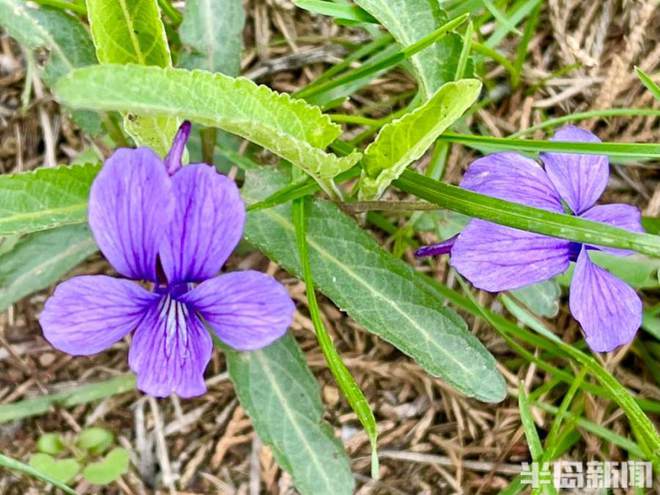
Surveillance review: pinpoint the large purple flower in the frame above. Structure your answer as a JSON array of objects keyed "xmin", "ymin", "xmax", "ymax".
[
  {"xmin": 39, "ymin": 122, "xmax": 295, "ymax": 398},
  {"xmin": 419, "ymin": 126, "xmax": 643, "ymax": 353}
]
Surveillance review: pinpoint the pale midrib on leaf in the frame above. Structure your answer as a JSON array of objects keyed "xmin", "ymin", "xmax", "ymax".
[
  {"xmin": 201, "ymin": 0, "xmax": 216, "ymax": 70},
  {"xmin": 0, "ymin": 203, "xmax": 88, "ymax": 234},
  {"xmin": 254, "ymin": 352, "xmax": 335, "ymax": 494},
  {"xmin": 117, "ymin": 0, "xmax": 146, "ymax": 64},
  {"xmin": 260, "ymin": 206, "xmax": 474, "ymax": 378}
]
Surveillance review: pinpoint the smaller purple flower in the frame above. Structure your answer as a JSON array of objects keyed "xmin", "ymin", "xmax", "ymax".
[
  {"xmin": 417, "ymin": 126, "xmax": 644, "ymax": 353},
  {"xmin": 39, "ymin": 122, "xmax": 295, "ymax": 398}
]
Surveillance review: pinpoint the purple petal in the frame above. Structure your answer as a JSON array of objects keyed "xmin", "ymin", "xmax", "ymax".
[
  {"xmin": 580, "ymin": 203, "xmax": 644, "ymax": 256},
  {"xmin": 569, "ymin": 248, "xmax": 641, "ymax": 352},
  {"xmin": 159, "ymin": 165, "xmax": 245, "ymax": 284},
  {"xmin": 181, "ymin": 271, "xmax": 294, "ymax": 351},
  {"xmin": 451, "ymin": 220, "xmax": 571, "ymax": 291},
  {"xmin": 460, "ymin": 152, "xmax": 563, "ymax": 212},
  {"xmin": 540, "ymin": 126, "xmax": 609, "ymax": 214},
  {"xmin": 164, "ymin": 121, "xmax": 191, "ymax": 175},
  {"xmin": 39, "ymin": 275, "xmax": 158, "ymax": 355},
  {"xmin": 128, "ymin": 296, "xmax": 212, "ymax": 398},
  {"xmin": 89, "ymin": 148, "xmax": 174, "ymax": 281}
]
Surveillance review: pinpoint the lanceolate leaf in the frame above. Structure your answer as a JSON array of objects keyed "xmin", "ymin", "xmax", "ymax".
[
  {"xmin": 0, "ymin": 164, "xmax": 100, "ymax": 236},
  {"xmin": 243, "ymin": 168, "xmax": 506, "ymax": 403},
  {"xmin": 179, "ymin": 0, "xmax": 246, "ymax": 76},
  {"xmin": 226, "ymin": 334, "xmax": 354, "ymax": 495},
  {"xmin": 359, "ymin": 79, "xmax": 481, "ymax": 199},
  {"xmin": 0, "ymin": 225, "xmax": 97, "ymax": 313},
  {"xmin": 0, "ymin": 1, "xmax": 101, "ymax": 133},
  {"xmin": 353, "ymin": 0, "xmax": 465, "ymax": 99},
  {"xmin": 56, "ymin": 65, "xmax": 362, "ymax": 196},
  {"xmin": 85, "ymin": 0, "xmax": 178, "ymax": 155}
]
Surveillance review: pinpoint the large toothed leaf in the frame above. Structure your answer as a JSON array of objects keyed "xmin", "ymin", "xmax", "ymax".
[
  {"xmin": 0, "ymin": 1, "xmax": 101, "ymax": 133},
  {"xmin": 227, "ymin": 335, "xmax": 354, "ymax": 495},
  {"xmin": 353, "ymin": 0, "xmax": 465, "ymax": 99},
  {"xmin": 85, "ymin": 0, "xmax": 178, "ymax": 155},
  {"xmin": 243, "ymin": 168, "xmax": 506, "ymax": 403},
  {"xmin": 56, "ymin": 65, "xmax": 361, "ymax": 194},
  {"xmin": 0, "ymin": 164, "xmax": 100, "ymax": 236},
  {"xmin": 359, "ymin": 79, "xmax": 481, "ymax": 199},
  {"xmin": 179, "ymin": 0, "xmax": 245, "ymax": 75},
  {"xmin": 0, "ymin": 225, "xmax": 97, "ymax": 313}
]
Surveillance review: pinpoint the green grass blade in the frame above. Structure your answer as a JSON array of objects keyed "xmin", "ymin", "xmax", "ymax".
[
  {"xmin": 294, "ymin": 14, "xmax": 468, "ymax": 100},
  {"xmin": 435, "ymin": 132, "xmax": 660, "ymax": 159},
  {"xmin": 394, "ymin": 169, "xmax": 660, "ymax": 257},
  {"xmin": 518, "ymin": 384, "xmax": 543, "ymax": 460},
  {"xmin": 635, "ymin": 67, "xmax": 660, "ymax": 100},
  {"xmin": 0, "ymin": 453, "xmax": 76, "ymax": 494},
  {"xmin": 294, "ymin": 0, "xmax": 377, "ymax": 22},
  {"xmin": 292, "ymin": 198, "xmax": 379, "ymax": 478}
]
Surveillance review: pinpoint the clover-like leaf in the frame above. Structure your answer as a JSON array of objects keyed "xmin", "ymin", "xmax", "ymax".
[
  {"xmin": 76, "ymin": 427, "xmax": 113, "ymax": 456},
  {"xmin": 36, "ymin": 433, "xmax": 65, "ymax": 456},
  {"xmin": 28, "ymin": 453, "xmax": 80, "ymax": 484},
  {"xmin": 81, "ymin": 448, "xmax": 130, "ymax": 486}
]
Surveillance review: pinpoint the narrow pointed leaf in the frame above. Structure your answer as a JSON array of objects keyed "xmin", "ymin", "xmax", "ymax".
[
  {"xmin": 243, "ymin": 168, "xmax": 506, "ymax": 403},
  {"xmin": 55, "ymin": 65, "xmax": 361, "ymax": 193},
  {"xmin": 85, "ymin": 0, "xmax": 178, "ymax": 155},
  {"xmin": 227, "ymin": 334, "xmax": 354, "ymax": 495},
  {"xmin": 359, "ymin": 79, "xmax": 481, "ymax": 199}
]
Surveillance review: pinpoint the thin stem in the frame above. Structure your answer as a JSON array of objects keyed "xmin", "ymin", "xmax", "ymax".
[
  {"xmin": 157, "ymin": 0, "xmax": 183, "ymax": 25},
  {"xmin": 30, "ymin": 0, "xmax": 87, "ymax": 15}
]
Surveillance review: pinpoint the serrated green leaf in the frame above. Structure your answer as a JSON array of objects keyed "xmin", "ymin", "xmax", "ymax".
[
  {"xmin": 359, "ymin": 79, "xmax": 481, "ymax": 199},
  {"xmin": 81, "ymin": 448, "xmax": 129, "ymax": 485},
  {"xmin": 85, "ymin": 0, "xmax": 178, "ymax": 155},
  {"xmin": 55, "ymin": 65, "xmax": 361, "ymax": 195},
  {"xmin": 243, "ymin": 168, "xmax": 506, "ymax": 403},
  {"xmin": 510, "ymin": 280, "xmax": 560, "ymax": 319},
  {"xmin": 0, "ymin": 1, "xmax": 101, "ymax": 133},
  {"xmin": 0, "ymin": 164, "xmax": 100, "ymax": 236},
  {"xmin": 179, "ymin": 0, "xmax": 245, "ymax": 75},
  {"xmin": 353, "ymin": 0, "xmax": 465, "ymax": 99},
  {"xmin": 227, "ymin": 334, "xmax": 354, "ymax": 495},
  {"xmin": 28, "ymin": 454, "xmax": 80, "ymax": 485},
  {"xmin": 0, "ymin": 225, "xmax": 97, "ymax": 313},
  {"xmin": 36, "ymin": 433, "xmax": 65, "ymax": 456},
  {"xmin": 76, "ymin": 427, "xmax": 113, "ymax": 456}
]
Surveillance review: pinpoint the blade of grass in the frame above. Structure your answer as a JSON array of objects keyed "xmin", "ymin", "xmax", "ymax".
[
  {"xmin": 518, "ymin": 384, "xmax": 544, "ymax": 460},
  {"xmin": 635, "ymin": 67, "xmax": 660, "ymax": 100},
  {"xmin": 294, "ymin": 14, "xmax": 469, "ymax": 100},
  {"xmin": 394, "ymin": 169, "xmax": 660, "ymax": 257},
  {"xmin": 454, "ymin": 20, "xmax": 473, "ymax": 81},
  {"xmin": 512, "ymin": 0, "xmax": 541, "ymax": 87},
  {"xmin": 511, "ymin": 108, "xmax": 660, "ymax": 138},
  {"xmin": 0, "ymin": 454, "xmax": 76, "ymax": 494},
  {"xmin": 294, "ymin": 0, "xmax": 377, "ymax": 23},
  {"xmin": 0, "ymin": 374, "xmax": 135, "ymax": 423},
  {"xmin": 543, "ymin": 367, "xmax": 587, "ymax": 458},
  {"xmin": 435, "ymin": 132, "xmax": 660, "ymax": 159},
  {"xmin": 292, "ymin": 197, "xmax": 379, "ymax": 478}
]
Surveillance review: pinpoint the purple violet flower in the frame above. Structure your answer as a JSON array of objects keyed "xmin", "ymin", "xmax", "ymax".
[
  {"xmin": 39, "ymin": 122, "xmax": 295, "ymax": 398},
  {"xmin": 417, "ymin": 126, "xmax": 644, "ymax": 353}
]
